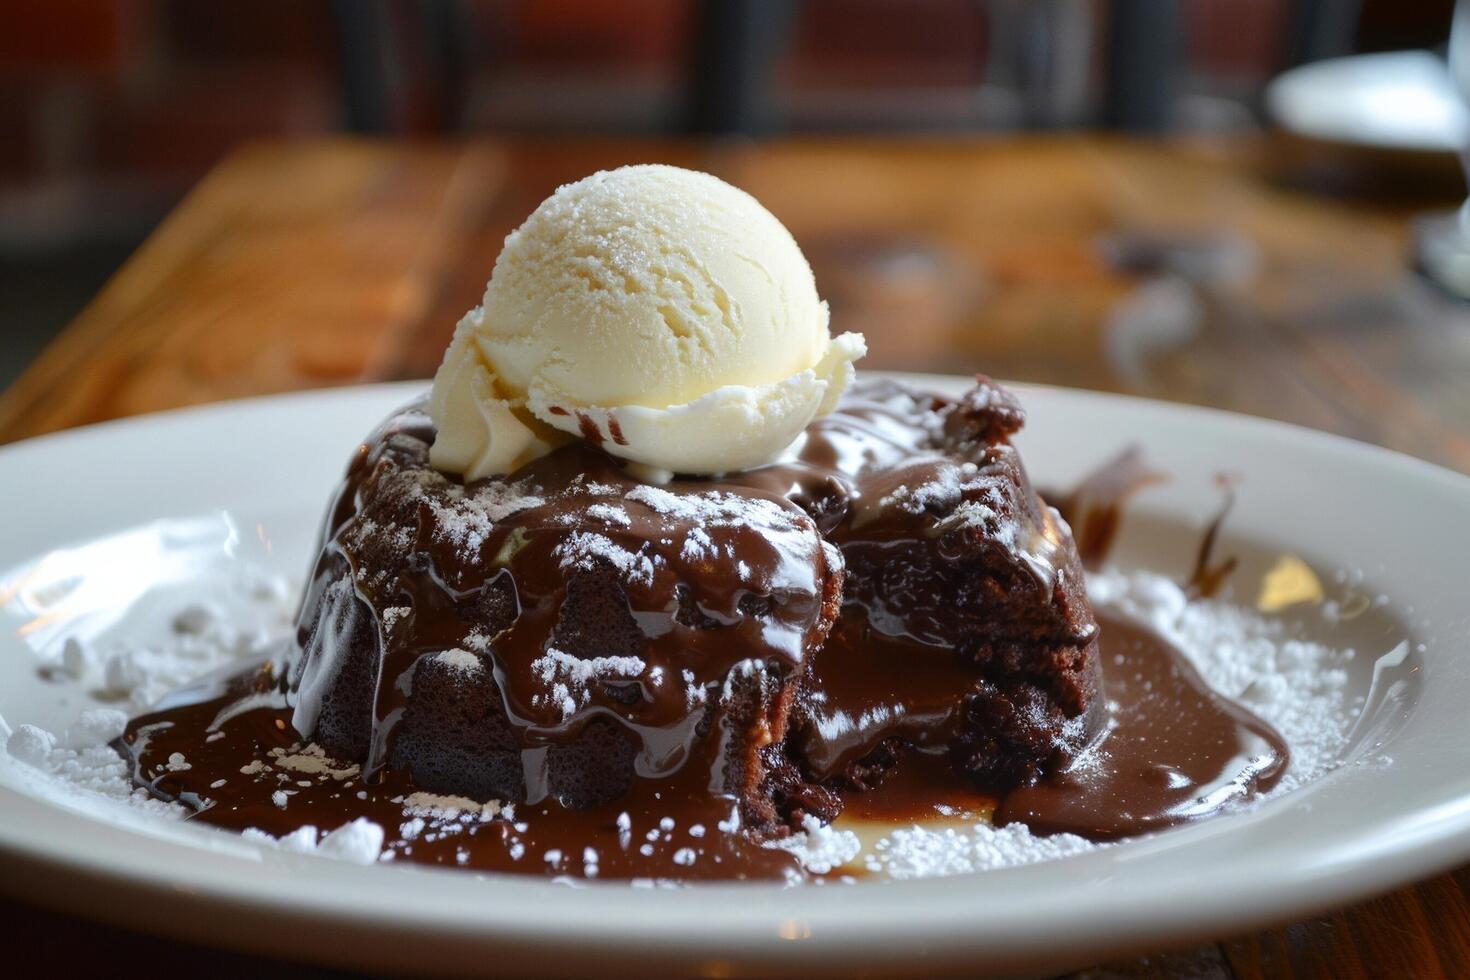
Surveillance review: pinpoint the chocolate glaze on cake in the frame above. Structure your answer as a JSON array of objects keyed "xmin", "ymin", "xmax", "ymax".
[
  {"xmin": 280, "ymin": 376, "xmax": 1099, "ymax": 829},
  {"xmin": 290, "ymin": 400, "xmax": 845, "ymax": 826},
  {"xmin": 744, "ymin": 380, "xmax": 1101, "ymax": 802}
]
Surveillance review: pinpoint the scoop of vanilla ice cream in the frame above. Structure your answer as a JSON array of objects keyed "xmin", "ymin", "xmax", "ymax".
[{"xmin": 429, "ymin": 164, "xmax": 865, "ymax": 481}]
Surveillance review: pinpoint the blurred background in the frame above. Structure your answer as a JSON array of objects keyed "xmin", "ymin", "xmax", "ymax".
[{"xmin": 0, "ymin": 0, "xmax": 1462, "ymax": 389}]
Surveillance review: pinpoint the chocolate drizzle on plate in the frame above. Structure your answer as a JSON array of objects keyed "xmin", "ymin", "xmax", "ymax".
[
  {"xmin": 1186, "ymin": 476, "xmax": 1241, "ymax": 600},
  {"xmin": 1056, "ymin": 447, "xmax": 1167, "ymax": 569},
  {"xmin": 1053, "ymin": 447, "xmax": 1240, "ymax": 599}
]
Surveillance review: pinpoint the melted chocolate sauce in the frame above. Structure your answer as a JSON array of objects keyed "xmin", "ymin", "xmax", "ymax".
[
  {"xmin": 1053, "ymin": 448, "xmax": 1240, "ymax": 600},
  {"xmin": 1186, "ymin": 477, "xmax": 1240, "ymax": 600},
  {"xmin": 1055, "ymin": 447, "xmax": 1166, "ymax": 569},
  {"xmin": 117, "ymin": 610, "xmax": 1285, "ymax": 879},
  {"xmin": 290, "ymin": 407, "xmax": 843, "ymax": 810},
  {"xmin": 995, "ymin": 613, "xmax": 1286, "ymax": 838}
]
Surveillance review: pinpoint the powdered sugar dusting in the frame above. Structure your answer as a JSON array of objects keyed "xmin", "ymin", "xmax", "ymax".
[
  {"xmin": 400, "ymin": 791, "xmax": 506, "ymax": 822},
  {"xmin": 268, "ymin": 743, "xmax": 360, "ymax": 781},
  {"xmin": 3, "ymin": 717, "xmax": 176, "ymax": 819},
  {"xmin": 352, "ymin": 469, "xmax": 544, "ymax": 567},
  {"xmin": 243, "ymin": 817, "xmax": 386, "ymax": 865},
  {"xmin": 583, "ymin": 502, "xmax": 632, "ymax": 527},
  {"xmin": 879, "ymin": 461, "xmax": 979, "ymax": 515},
  {"xmin": 681, "ymin": 527, "xmax": 716, "ymax": 562},
  {"xmin": 625, "ymin": 485, "xmax": 803, "ymax": 532},
  {"xmin": 531, "ymin": 647, "xmax": 646, "ymax": 719},
  {"xmin": 764, "ymin": 814, "xmax": 861, "ymax": 874},
  {"xmin": 432, "ymin": 648, "xmax": 484, "ymax": 675},
  {"xmin": 422, "ymin": 475, "xmax": 544, "ymax": 555},
  {"xmin": 867, "ymin": 822, "xmax": 1096, "ymax": 878},
  {"xmin": 553, "ymin": 531, "xmax": 656, "ymax": 587}
]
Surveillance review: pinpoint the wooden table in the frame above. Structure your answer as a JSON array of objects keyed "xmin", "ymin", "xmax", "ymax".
[{"xmin": 5, "ymin": 136, "xmax": 1470, "ymax": 977}]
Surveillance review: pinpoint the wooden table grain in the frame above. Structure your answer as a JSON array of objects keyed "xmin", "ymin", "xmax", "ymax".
[{"xmin": 5, "ymin": 136, "xmax": 1470, "ymax": 978}]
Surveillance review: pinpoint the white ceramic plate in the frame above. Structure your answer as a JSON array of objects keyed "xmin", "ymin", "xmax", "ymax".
[
  {"xmin": 1267, "ymin": 50, "xmax": 1469, "ymax": 153},
  {"xmin": 1, "ymin": 373, "xmax": 1468, "ymax": 978}
]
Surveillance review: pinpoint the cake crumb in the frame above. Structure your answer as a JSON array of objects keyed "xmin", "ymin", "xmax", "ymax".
[{"xmin": 269, "ymin": 743, "xmax": 360, "ymax": 781}]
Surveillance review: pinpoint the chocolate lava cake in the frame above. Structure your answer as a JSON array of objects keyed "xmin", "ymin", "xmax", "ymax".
[{"xmin": 286, "ymin": 376, "xmax": 1100, "ymax": 831}]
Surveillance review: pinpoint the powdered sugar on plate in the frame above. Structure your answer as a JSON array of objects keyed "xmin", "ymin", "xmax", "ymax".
[
  {"xmin": 241, "ymin": 818, "xmax": 386, "ymax": 865},
  {"xmin": 863, "ymin": 821, "xmax": 1098, "ymax": 879},
  {"xmin": 764, "ymin": 815, "xmax": 864, "ymax": 878}
]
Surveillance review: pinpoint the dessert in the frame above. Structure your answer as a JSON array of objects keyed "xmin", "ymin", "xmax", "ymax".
[
  {"xmin": 285, "ymin": 371, "xmax": 1100, "ymax": 833},
  {"xmin": 282, "ymin": 164, "xmax": 1099, "ymax": 829},
  {"xmin": 114, "ymin": 165, "xmax": 1290, "ymax": 880}
]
